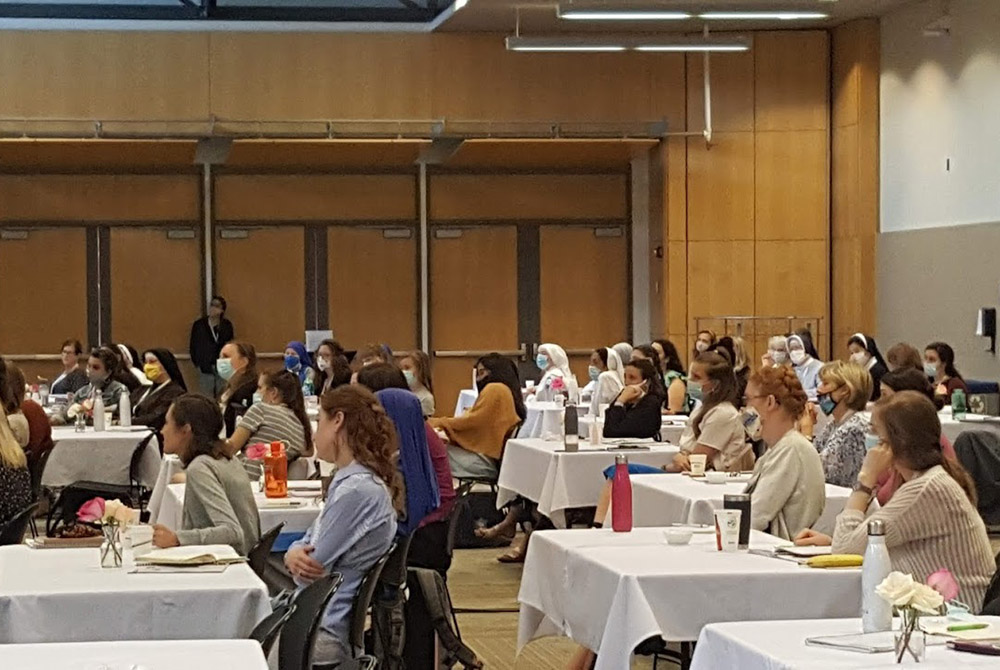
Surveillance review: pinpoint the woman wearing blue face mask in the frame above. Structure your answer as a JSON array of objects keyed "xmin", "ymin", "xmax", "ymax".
[
  {"xmin": 284, "ymin": 341, "xmax": 317, "ymax": 394},
  {"xmin": 586, "ymin": 347, "xmax": 625, "ymax": 416},
  {"xmin": 533, "ymin": 343, "xmax": 579, "ymax": 403},
  {"xmin": 812, "ymin": 360, "xmax": 873, "ymax": 487},
  {"xmin": 217, "ymin": 341, "xmax": 257, "ymax": 437}
]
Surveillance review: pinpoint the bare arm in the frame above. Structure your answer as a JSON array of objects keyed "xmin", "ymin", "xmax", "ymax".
[
  {"xmin": 665, "ymin": 378, "xmax": 687, "ymax": 414},
  {"xmin": 224, "ymin": 426, "xmax": 251, "ymax": 457}
]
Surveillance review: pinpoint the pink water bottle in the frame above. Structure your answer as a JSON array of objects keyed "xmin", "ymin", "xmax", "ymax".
[{"xmin": 611, "ymin": 454, "xmax": 633, "ymax": 532}]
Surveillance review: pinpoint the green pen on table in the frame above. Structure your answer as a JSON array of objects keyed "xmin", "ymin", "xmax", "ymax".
[{"xmin": 947, "ymin": 622, "xmax": 989, "ymax": 632}]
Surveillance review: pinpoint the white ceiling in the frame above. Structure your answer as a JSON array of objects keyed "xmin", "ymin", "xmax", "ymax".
[{"xmin": 440, "ymin": 0, "xmax": 922, "ymax": 33}]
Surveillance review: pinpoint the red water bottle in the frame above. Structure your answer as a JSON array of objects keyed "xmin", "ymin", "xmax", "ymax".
[
  {"xmin": 264, "ymin": 441, "xmax": 288, "ymax": 498},
  {"xmin": 611, "ymin": 454, "xmax": 633, "ymax": 532}
]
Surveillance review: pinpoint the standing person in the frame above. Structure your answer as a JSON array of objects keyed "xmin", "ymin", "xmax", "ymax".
[
  {"xmin": 51, "ymin": 339, "xmax": 88, "ymax": 395},
  {"xmin": 189, "ymin": 296, "xmax": 234, "ymax": 399}
]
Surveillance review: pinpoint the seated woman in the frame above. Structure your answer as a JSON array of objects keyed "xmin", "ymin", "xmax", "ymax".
[
  {"xmin": 284, "ymin": 385, "xmax": 401, "ymax": 665},
  {"xmin": 875, "ymin": 367, "xmax": 955, "ymax": 504},
  {"xmin": 51, "ymin": 339, "xmax": 88, "ymax": 395},
  {"xmin": 0, "ymin": 404, "xmax": 32, "ymax": 529},
  {"xmin": 692, "ymin": 329, "xmax": 716, "ymax": 361},
  {"xmin": 533, "ymin": 343, "xmax": 579, "ymax": 402},
  {"xmin": 116, "ymin": 343, "xmax": 151, "ymax": 390},
  {"xmin": 130, "ymin": 348, "xmax": 187, "ymax": 433},
  {"xmin": 761, "ymin": 334, "xmax": 790, "ymax": 368},
  {"xmin": 359, "ymin": 343, "xmax": 393, "ymax": 367},
  {"xmin": 812, "ymin": 360, "xmax": 873, "ymax": 488},
  {"xmin": 0, "ymin": 357, "xmax": 28, "ymax": 447},
  {"xmin": 611, "ymin": 342, "xmax": 633, "ymax": 369},
  {"xmin": 795, "ymin": 392, "xmax": 995, "ymax": 610},
  {"xmin": 788, "ymin": 332, "xmax": 824, "ymax": 400},
  {"xmin": 428, "ymin": 354, "xmax": 525, "ymax": 481},
  {"xmin": 925, "ymin": 341, "xmax": 970, "ymax": 405},
  {"xmin": 152, "ymin": 394, "xmax": 260, "ymax": 556},
  {"xmin": 217, "ymin": 341, "xmax": 258, "ymax": 436},
  {"xmin": 886, "ymin": 342, "xmax": 923, "ymax": 372},
  {"xmin": 57, "ymin": 347, "xmax": 128, "ymax": 425},
  {"xmin": 586, "ymin": 347, "xmax": 624, "ymax": 416},
  {"xmin": 742, "ymin": 366, "xmax": 826, "ymax": 540},
  {"xmin": 668, "ymin": 351, "xmax": 753, "ymax": 473},
  {"xmin": 313, "ymin": 339, "xmax": 352, "ymax": 396},
  {"xmin": 400, "ymin": 350, "xmax": 436, "ymax": 417},
  {"xmin": 847, "ymin": 333, "xmax": 888, "ymax": 400},
  {"xmin": 226, "ymin": 370, "xmax": 314, "ymax": 478},
  {"xmin": 603, "ymin": 359, "xmax": 665, "ymax": 439},
  {"xmin": 284, "ymin": 340, "xmax": 317, "ymax": 395},
  {"xmin": 6, "ymin": 364, "xmax": 52, "ymax": 459},
  {"xmin": 651, "ymin": 339, "xmax": 692, "ymax": 415}
]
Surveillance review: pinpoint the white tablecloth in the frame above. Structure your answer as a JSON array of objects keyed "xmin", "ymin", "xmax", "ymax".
[
  {"xmin": 578, "ymin": 415, "xmax": 687, "ymax": 444},
  {"xmin": 0, "ymin": 639, "xmax": 269, "ymax": 670},
  {"xmin": 691, "ymin": 617, "xmax": 1000, "ymax": 670},
  {"xmin": 941, "ymin": 414, "xmax": 1000, "ymax": 444},
  {"xmin": 518, "ymin": 401, "xmax": 566, "ymax": 440},
  {"xmin": 44, "ymin": 426, "xmax": 161, "ymax": 489},
  {"xmin": 626, "ymin": 474, "xmax": 856, "ymax": 535},
  {"xmin": 155, "ymin": 483, "xmax": 324, "ymax": 551},
  {"xmin": 0, "ymin": 545, "xmax": 271, "ymax": 643},
  {"xmin": 518, "ymin": 528, "xmax": 862, "ymax": 670},
  {"xmin": 497, "ymin": 438, "xmax": 679, "ymax": 527},
  {"xmin": 453, "ymin": 388, "xmax": 478, "ymax": 417}
]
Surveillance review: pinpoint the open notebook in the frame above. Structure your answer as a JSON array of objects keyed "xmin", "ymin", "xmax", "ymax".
[{"xmin": 134, "ymin": 544, "xmax": 246, "ymax": 566}]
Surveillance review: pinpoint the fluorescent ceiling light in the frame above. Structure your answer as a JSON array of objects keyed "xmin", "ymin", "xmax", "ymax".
[
  {"xmin": 699, "ymin": 12, "xmax": 828, "ymax": 20},
  {"xmin": 506, "ymin": 35, "xmax": 749, "ymax": 53},
  {"xmin": 636, "ymin": 43, "xmax": 748, "ymax": 52},
  {"xmin": 505, "ymin": 37, "xmax": 627, "ymax": 52},
  {"xmin": 559, "ymin": 5, "xmax": 691, "ymax": 21}
]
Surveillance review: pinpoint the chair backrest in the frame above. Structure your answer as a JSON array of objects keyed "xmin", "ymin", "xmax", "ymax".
[
  {"xmin": 348, "ymin": 543, "xmax": 396, "ymax": 652},
  {"xmin": 278, "ymin": 572, "xmax": 344, "ymax": 670},
  {"xmin": 953, "ymin": 430, "xmax": 1000, "ymax": 526},
  {"xmin": 0, "ymin": 502, "xmax": 41, "ymax": 546},
  {"xmin": 966, "ymin": 380, "xmax": 1000, "ymax": 395},
  {"xmin": 249, "ymin": 601, "xmax": 295, "ymax": 658},
  {"xmin": 248, "ymin": 522, "xmax": 285, "ymax": 579},
  {"xmin": 445, "ymin": 499, "xmax": 465, "ymax": 560},
  {"xmin": 128, "ymin": 432, "xmax": 158, "ymax": 492},
  {"xmin": 29, "ymin": 448, "xmax": 53, "ymax": 499}
]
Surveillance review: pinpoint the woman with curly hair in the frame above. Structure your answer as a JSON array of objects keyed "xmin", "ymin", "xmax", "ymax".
[{"xmin": 285, "ymin": 385, "xmax": 403, "ymax": 665}]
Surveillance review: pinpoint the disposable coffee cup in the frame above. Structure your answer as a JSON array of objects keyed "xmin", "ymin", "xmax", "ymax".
[
  {"xmin": 689, "ymin": 454, "xmax": 708, "ymax": 476},
  {"xmin": 714, "ymin": 509, "xmax": 741, "ymax": 552}
]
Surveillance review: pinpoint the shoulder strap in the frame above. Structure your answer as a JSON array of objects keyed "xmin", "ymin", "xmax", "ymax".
[{"xmin": 411, "ymin": 568, "xmax": 484, "ymax": 669}]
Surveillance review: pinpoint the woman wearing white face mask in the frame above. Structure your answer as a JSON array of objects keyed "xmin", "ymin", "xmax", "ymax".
[
  {"xmin": 847, "ymin": 332, "xmax": 888, "ymax": 400},
  {"xmin": 399, "ymin": 350, "xmax": 436, "ymax": 417},
  {"xmin": 761, "ymin": 335, "xmax": 790, "ymax": 368},
  {"xmin": 787, "ymin": 333, "xmax": 824, "ymax": 400},
  {"xmin": 533, "ymin": 343, "xmax": 579, "ymax": 403},
  {"xmin": 586, "ymin": 347, "xmax": 624, "ymax": 415},
  {"xmin": 691, "ymin": 329, "xmax": 716, "ymax": 363}
]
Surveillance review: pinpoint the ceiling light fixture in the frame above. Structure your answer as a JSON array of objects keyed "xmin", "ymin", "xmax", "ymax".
[
  {"xmin": 558, "ymin": 3, "xmax": 691, "ymax": 21},
  {"xmin": 505, "ymin": 35, "xmax": 750, "ymax": 53},
  {"xmin": 699, "ymin": 12, "xmax": 828, "ymax": 21}
]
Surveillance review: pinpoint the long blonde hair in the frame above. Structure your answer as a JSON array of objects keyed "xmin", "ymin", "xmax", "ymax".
[{"xmin": 0, "ymin": 405, "xmax": 27, "ymax": 469}]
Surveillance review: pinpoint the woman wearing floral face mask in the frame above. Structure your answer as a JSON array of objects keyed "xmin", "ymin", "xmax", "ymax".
[
  {"xmin": 57, "ymin": 347, "xmax": 128, "ymax": 425},
  {"xmin": 812, "ymin": 361, "xmax": 873, "ymax": 487},
  {"xmin": 787, "ymin": 333, "xmax": 824, "ymax": 400},
  {"xmin": 847, "ymin": 332, "xmax": 888, "ymax": 400}
]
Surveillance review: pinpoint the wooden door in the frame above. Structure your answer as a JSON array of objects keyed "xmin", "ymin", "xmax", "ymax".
[
  {"xmin": 216, "ymin": 226, "xmax": 304, "ymax": 367},
  {"xmin": 110, "ymin": 227, "xmax": 202, "ymax": 383},
  {"xmin": 539, "ymin": 224, "xmax": 629, "ymax": 384},
  {"xmin": 430, "ymin": 226, "xmax": 519, "ymax": 417},
  {"xmin": 0, "ymin": 228, "xmax": 88, "ymax": 383},
  {"xmin": 328, "ymin": 226, "xmax": 417, "ymax": 353}
]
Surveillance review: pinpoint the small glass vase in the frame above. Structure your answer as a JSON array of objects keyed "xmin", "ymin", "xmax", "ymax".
[
  {"xmin": 894, "ymin": 609, "xmax": 926, "ymax": 663},
  {"xmin": 100, "ymin": 524, "xmax": 123, "ymax": 569}
]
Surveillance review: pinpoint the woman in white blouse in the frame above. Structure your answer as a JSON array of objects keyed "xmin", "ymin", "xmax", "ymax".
[{"xmin": 533, "ymin": 343, "xmax": 579, "ymax": 403}]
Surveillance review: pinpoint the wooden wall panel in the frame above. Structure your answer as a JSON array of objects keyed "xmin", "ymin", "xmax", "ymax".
[
  {"xmin": 686, "ymin": 241, "xmax": 755, "ymax": 331},
  {"xmin": 0, "ymin": 32, "xmax": 210, "ymax": 120},
  {"xmin": 0, "ymin": 229, "xmax": 87, "ymax": 357},
  {"xmin": 666, "ymin": 137, "xmax": 687, "ymax": 242},
  {"xmin": 754, "ymin": 240, "xmax": 829, "ymax": 317},
  {"xmin": 755, "ymin": 31, "xmax": 831, "ymax": 132},
  {"xmin": 755, "ymin": 130, "xmax": 829, "ymax": 240},
  {"xmin": 215, "ymin": 227, "xmax": 305, "ymax": 355},
  {"xmin": 687, "ymin": 47, "xmax": 755, "ymax": 133},
  {"xmin": 666, "ymin": 243, "xmax": 688, "ymax": 333},
  {"xmin": 539, "ymin": 226, "xmax": 628, "ymax": 348},
  {"xmin": 327, "ymin": 227, "xmax": 417, "ymax": 351},
  {"xmin": 647, "ymin": 53, "xmax": 687, "ymax": 130},
  {"xmin": 832, "ymin": 125, "xmax": 860, "ymax": 238},
  {"xmin": 686, "ymin": 133, "xmax": 755, "ymax": 241},
  {"xmin": 0, "ymin": 175, "xmax": 199, "ymax": 222},
  {"xmin": 215, "ymin": 175, "xmax": 416, "ymax": 222},
  {"xmin": 429, "ymin": 174, "xmax": 627, "ymax": 221}
]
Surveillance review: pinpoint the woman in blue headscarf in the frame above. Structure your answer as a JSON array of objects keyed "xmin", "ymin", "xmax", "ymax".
[{"xmin": 284, "ymin": 341, "xmax": 313, "ymax": 386}]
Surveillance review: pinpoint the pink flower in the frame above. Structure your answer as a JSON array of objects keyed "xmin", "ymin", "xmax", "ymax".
[
  {"xmin": 551, "ymin": 377, "xmax": 566, "ymax": 391},
  {"xmin": 927, "ymin": 569, "xmax": 960, "ymax": 602},
  {"xmin": 76, "ymin": 497, "xmax": 106, "ymax": 523},
  {"xmin": 246, "ymin": 443, "xmax": 269, "ymax": 460}
]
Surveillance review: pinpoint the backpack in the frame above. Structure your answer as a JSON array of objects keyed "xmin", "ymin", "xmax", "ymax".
[{"xmin": 407, "ymin": 567, "xmax": 483, "ymax": 669}]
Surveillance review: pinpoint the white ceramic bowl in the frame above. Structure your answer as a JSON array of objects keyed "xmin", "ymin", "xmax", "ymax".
[
  {"xmin": 664, "ymin": 528, "xmax": 693, "ymax": 545},
  {"xmin": 704, "ymin": 471, "xmax": 729, "ymax": 484}
]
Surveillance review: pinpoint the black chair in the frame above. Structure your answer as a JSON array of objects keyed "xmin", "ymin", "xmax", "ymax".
[
  {"xmin": 371, "ymin": 536, "xmax": 412, "ymax": 670},
  {"xmin": 1, "ymin": 502, "xmax": 41, "ymax": 546},
  {"xmin": 953, "ymin": 430, "xmax": 1000, "ymax": 532},
  {"xmin": 248, "ymin": 522, "xmax": 286, "ymax": 580},
  {"xmin": 443, "ymin": 501, "xmax": 465, "ymax": 637},
  {"xmin": 249, "ymin": 601, "xmax": 295, "ymax": 658},
  {"xmin": 277, "ymin": 572, "xmax": 344, "ymax": 670},
  {"xmin": 348, "ymin": 544, "xmax": 396, "ymax": 656},
  {"xmin": 28, "ymin": 448, "xmax": 53, "ymax": 538},
  {"xmin": 47, "ymin": 431, "xmax": 156, "ymax": 535}
]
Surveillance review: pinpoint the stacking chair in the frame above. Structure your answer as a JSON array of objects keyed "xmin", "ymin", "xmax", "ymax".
[
  {"xmin": 344, "ymin": 545, "xmax": 395, "ymax": 663},
  {"xmin": 249, "ymin": 601, "xmax": 295, "ymax": 657},
  {"xmin": 248, "ymin": 522, "xmax": 286, "ymax": 579},
  {"xmin": 277, "ymin": 572, "xmax": 344, "ymax": 670},
  {"xmin": 0, "ymin": 502, "xmax": 41, "ymax": 546},
  {"xmin": 27, "ymin": 448, "xmax": 53, "ymax": 537}
]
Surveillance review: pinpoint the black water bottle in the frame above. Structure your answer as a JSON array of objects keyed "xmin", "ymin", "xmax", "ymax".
[{"xmin": 723, "ymin": 493, "xmax": 752, "ymax": 549}]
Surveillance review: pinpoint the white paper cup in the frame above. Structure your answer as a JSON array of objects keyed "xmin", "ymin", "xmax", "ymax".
[
  {"xmin": 714, "ymin": 509, "xmax": 741, "ymax": 552},
  {"xmin": 689, "ymin": 454, "xmax": 708, "ymax": 476},
  {"xmin": 525, "ymin": 380, "xmax": 535, "ymax": 390},
  {"xmin": 126, "ymin": 525, "xmax": 154, "ymax": 557}
]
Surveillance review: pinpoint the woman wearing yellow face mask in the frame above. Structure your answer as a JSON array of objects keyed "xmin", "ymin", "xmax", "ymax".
[{"xmin": 130, "ymin": 348, "xmax": 188, "ymax": 432}]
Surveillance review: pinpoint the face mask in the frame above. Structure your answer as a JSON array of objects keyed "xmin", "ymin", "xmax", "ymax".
[
  {"xmin": 317, "ymin": 357, "xmax": 330, "ymax": 372},
  {"xmin": 741, "ymin": 407, "xmax": 762, "ymax": 441},
  {"xmin": 588, "ymin": 365, "xmax": 601, "ymax": 382},
  {"xmin": 864, "ymin": 433, "xmax": 881, "ymax": 452},
  {"xmin": 252, "ymin": 392, "xmax": 263, "ymax": 405},
  {"xmin": 476, "ymin": 376, "xmax": 489, "ymax": 392},
  {"xmin": 695, "ymin": 341, "xmax": 709, "ymax": 353},
  {"xmin": 216, "ymin": 358, "xmax": 234, "ymax": 380},
  {"xmin": 403, "ymin": 370, "xmax": 417, "ymax": 388},
  {"xmin": 284, "ymin": 354, "xmax": 301, "ymax": 371},
  {"xmin": 771, "ymin": 350, "xmax": 788, "ymax": 365},
  {"xmin": 789, "ymin": 350, "xmax": 806, "ymax": 366},
  {"xmin": 850, "ymin": 351, "xmax": 869, "ymax": 366},
  {"xmin": 688, "ymin": 380, "xmax": 703, "ymax": 402},
  {"xmin": 535, "ymin": 354, "xmax": 549, "ymax": 371},
  {"xmin": 87, "ymin": 370, "xmax": 107, "ymax": 386},
  {"xmin": 817, "ymin": 392, "xmax": 837, "ymax": 416},
  {"xmin": 924, "ymin": 362, "xmax": 938, "ymax": 378},
  {"xmin": 143, "ymin": 363, "xmax": 162, "ymax": 382}
]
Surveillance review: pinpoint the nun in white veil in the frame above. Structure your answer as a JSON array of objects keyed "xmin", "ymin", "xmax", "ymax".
[
  {"xmin": 611, "ymin": 342, "xmax": 633, "ymax": 370},
  {"xmin": 588, "ymin": 346, "xmax": 625, "ymax": 416},
  {"xmin": 535, "ymin": 343, "xmax": 579, "ymax": 402}
]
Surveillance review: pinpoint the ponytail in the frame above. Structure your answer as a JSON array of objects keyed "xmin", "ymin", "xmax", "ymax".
[{"xmin": 941, "ymin": 456, "xmax": 978, "ymax": 508}]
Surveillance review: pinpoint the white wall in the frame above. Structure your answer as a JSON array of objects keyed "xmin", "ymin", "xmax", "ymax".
[{"xmin": 881, "ymin": 0, "xmax": 1000, "ymax": 232}]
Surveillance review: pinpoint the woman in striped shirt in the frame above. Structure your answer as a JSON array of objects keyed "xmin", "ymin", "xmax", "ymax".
[{"xmin": 225, "ymin": 370, "xmax": 314, "ymax": 466}]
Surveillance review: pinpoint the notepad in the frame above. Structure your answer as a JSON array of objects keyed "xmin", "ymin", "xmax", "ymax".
[{"xmin": 134, "ymin": 544, "xmax": 245, "ymax": 566}]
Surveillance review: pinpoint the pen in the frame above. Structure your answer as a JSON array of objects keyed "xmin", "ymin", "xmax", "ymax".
[{"xmin": 947, "ymin": 623, "xmax": 989, "ymax": 632}]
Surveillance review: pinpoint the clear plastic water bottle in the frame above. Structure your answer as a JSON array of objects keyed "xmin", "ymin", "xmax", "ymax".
[
  {"xmin": 119, "ymin": 393, "xmax": 132, "ymax": 428},
  {"xmin": 862, "ymin": 519, "xmax": 893, "ymax": 632},
  {"xmin": 93, "ymin": 395, "xmax": 106, "ymax": 432}
]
